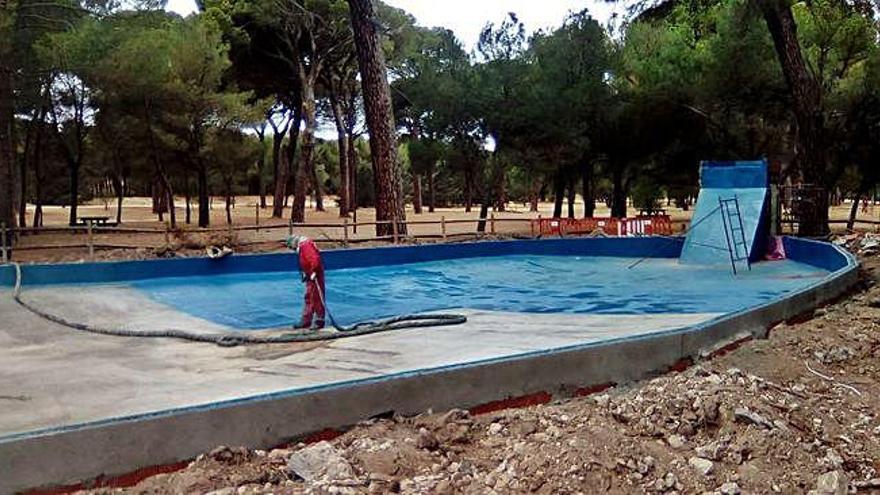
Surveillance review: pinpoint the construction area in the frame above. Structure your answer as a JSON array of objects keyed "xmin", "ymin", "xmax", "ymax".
[
  {"xmin": 76, "ymin": 252, "xmax": 880, "ymax": 495},
  {"xmin": 0, "ymin": 160, "xmax": 872, "ymax": 495}
]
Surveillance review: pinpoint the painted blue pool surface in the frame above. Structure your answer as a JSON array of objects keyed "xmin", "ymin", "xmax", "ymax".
[{"xmin": 128, "ymin": 255, "xmax": 830, "ymax": 330}]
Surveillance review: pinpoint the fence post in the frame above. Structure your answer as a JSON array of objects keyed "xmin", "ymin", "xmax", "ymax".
[
  {"xmin": 164, "ymin": 223, "xmax": 171, "ymax": 250},
  {"xmin": 441, "ymin": 216, "xmax": 447, "ymax": 241},
  {"xmin": 255, "ymin": 203, "xmax": 260, "ymax": 233},
  {"xmin": 343, "ymin": 218, "xmax": 349, "ymax": 247},
  {"xmin": 392, "ymin": 219, "xmax": 399, "ymax": 244},
  {"xmin": 288, "ymin": 217, "xmax": 293, "ymax": 236},
  {"xmin": 87, "ymin": 220, "xmax": 94, "ymax": 260},
  {"xmin": 1, "ymin": 222, "xmax": 7, "ymax": 263},
  {"xmin": 352, "ymin": 209, "xmax": 358, "ymax": 234},
  {"xmin": 490, "ymin": 213, "xmax": 496, "ymax": 235}
]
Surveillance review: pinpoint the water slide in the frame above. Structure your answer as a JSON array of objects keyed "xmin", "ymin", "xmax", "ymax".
[{"xmin": 679, "ymin": 160, "xmax": 770, "ymax": 266}]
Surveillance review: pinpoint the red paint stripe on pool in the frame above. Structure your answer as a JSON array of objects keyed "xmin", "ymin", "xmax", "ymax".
[
  {"xmin": 573, "ymin": 382, "xmax": 615, "ymax": 397},
  {"xmin": 23, "ymin": 461, "xmax": 189, "ymax": 495},
  {"xmin": 302, "ymin": 427, "xmax": 344, "ymax": 444},
  {"xmin": 667, "ymin": 357, "xmax": 694, "ymax": 373},
  {"xmin": 469, "ymin": 392, "xmax": 553, "ymax": 416},
  {"xmin": 705, "ymin": 335, "xmax": 754, "ymax": 359}
]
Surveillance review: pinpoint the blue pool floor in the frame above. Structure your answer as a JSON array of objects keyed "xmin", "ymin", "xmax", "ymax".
[{"xmin": 126, "ymin": 255, "xmax": 830, "ymax": 330}]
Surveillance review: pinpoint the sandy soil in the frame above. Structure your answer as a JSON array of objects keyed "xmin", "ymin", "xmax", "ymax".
[{"xmin": 74, "ymin": 246, "xmax": 880, "ymax": 495}]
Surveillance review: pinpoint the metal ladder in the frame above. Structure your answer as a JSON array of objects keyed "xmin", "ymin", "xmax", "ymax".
[{"xmin": 718, "ymin": 196, "xmax": 751, "ymax": 275}]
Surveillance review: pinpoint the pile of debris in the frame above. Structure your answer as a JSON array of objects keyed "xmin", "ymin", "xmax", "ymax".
[{"xmin": 834, "ymin": 233, "xmax": 880, "ymax": 255}]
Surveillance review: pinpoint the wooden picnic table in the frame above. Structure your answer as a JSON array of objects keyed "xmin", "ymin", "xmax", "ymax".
[{"xmin": 77, "ymin": 216, "xmax": 113, "ymax": 227}]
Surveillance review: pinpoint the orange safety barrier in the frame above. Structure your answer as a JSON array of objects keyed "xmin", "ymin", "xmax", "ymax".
[{"xmin": 532, "ymin": 215, "xmax": 672, "ymax": 237}]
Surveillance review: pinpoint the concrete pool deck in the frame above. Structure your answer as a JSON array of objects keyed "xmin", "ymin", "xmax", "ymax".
[
  {"xmin": 0, "ymin": 237, "xmax": 860, "ymax": 493},
  {"xmin": 0, "ymin": 292, "xmax": 721, "ymax": 437}
]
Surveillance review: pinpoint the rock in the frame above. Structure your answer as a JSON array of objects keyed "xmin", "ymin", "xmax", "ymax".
[
  {"xmin": 510, "ymin": 421, "xmax": 537, "ymax": 436},
  {"xmin": 811, "ymin": 470, "xmax": 848, "ymax": 495},
  {"xmin": 268, "ymin": 448, "xmax": 292, "ymax": 462},
  {"xmin": 734, "ymin": 407, "xmax": 775, "ymax": 430},
  {"xmin": 664, "ymin": 472, "xmax": 678, "ymax": 490},
  {"xmin": 667, "ymin": 434, "xmax": 686, "ymax": 450},
  {"xmin": 695, "ymin": 440, "xmax": 726, "ymax": 461},
  {"xmin": 719, "ymin": 482, "xmax": 741, "ymax": 495},
  {"xmin": 487, "ymin": 422, "xmax": 503, "ymax": 435},
  {"xmin": 822, "ymin": 449, "xmax": 844, "ymax": 469},
  {"xmin": 287, "ymin": 441, "xmax": 355, "ymax": 482},
  {"xmin": 440, "ymin": 408, "xmax": 469, "ymax": 424},
  {"xmin": 688, "ymin": 456, "xmax": 714, "ymax": 476},
  {"xmin": 416, "ymin": 427, "xmax": 440, "ymax": 451}
]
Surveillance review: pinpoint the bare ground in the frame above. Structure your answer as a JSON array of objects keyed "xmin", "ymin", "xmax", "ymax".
[{"xmin": 76, "ymin": 251, "xmax": 880, "ymax": 495}]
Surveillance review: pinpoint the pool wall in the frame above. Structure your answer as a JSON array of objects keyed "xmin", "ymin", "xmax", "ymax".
[
  {"xmin": 0, "ymin": 235, "xmax": 850, "ymax": 287},
  {"xmin": 0, "ymin": 237, "xmax": 859, "ymax": 494}
]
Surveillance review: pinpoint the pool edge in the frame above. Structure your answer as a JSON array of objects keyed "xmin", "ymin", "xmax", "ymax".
[{"xmin": 0, "ymin": 237, "xmax": 859, "ymax": 494}]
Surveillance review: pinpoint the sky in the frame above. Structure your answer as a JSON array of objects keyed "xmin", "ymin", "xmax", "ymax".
[{"xmin": 164, "ymin": 0, "xmax": 623, "ymax": 50}]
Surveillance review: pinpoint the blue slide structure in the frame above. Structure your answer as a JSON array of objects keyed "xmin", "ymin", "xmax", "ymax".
[{"xmin": 679, "ymin": 160, "xmax": 769, "ymax": 266}]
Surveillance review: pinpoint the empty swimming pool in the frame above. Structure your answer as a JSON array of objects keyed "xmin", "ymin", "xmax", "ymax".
[{"xmin": 130, "ymin": 254, "xmax": 829, "ymax": 329}]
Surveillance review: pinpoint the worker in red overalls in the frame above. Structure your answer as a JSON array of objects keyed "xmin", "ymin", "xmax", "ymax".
[{"xmin": 286, "ymin": 235, "xmax": 325, "ymax": 329}]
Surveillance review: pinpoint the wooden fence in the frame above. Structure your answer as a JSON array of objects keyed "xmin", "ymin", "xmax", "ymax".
[{"xmin": 0, "ymin": 214, "xmax": 542, "ymax": 261}]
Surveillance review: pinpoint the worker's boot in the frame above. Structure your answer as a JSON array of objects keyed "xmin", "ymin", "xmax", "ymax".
[{"xmin": 312, "ymin": 319, "xmax": 325, "ymax": 330}]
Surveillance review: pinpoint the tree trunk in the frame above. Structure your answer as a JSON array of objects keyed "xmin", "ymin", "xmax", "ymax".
[
  {"xmin": 566, "ymin": 175, "xmax": 576, "ymax": 219},
  {"xmin": 611, "ymin": 166, "xmax": 627, "ymax": 218},
  {"xmin": 256, "ymin": 127, "xmax": 267, "ymax": 209},
  {"xmin": 412, "ymin": 173, "xmax": 423, "ymax": 214},
  {"xmin": 552, "ymin": 170, "xmax": 565, "ymax": 218},
  {"xmin": 32, "ymin": 122, "xmax": 44, "ymax": 227},
  {"xmin": 847, "ymin": 189, "xmax": 867, "ymax": 231},
  {"xmin": 160, "ymin": 172, "xmax": 176, "ymax": 228},
  {"xmin": 427, "ymin": 169, "xmax": 435, "ymax": 213},
  {"xmin": 311, "ymin": 155, "xmax": 324, "ymax": 212},
  {"xmin": 347, "ymin": 0, "xmax": 407, "ymax": 236},
  {"xmin": 493, "ymin": 163, "xmax": 507, "ymax": 212},
  {"xmin": 271, "ymin": 132, "xmax": 285, "ymax": 217},
  {"xmin": 477, "ymin": 158, "xmax": 504, "ymax": 232},
  {"xmin": 464, "ymin": 165, "xmax": 474, "ymax": 212},
  {"xmin": 197, "ymin": 163, "xmax": 209, "ymax": 228},
  {"xmin": 292, "ymin": 86, "xmax": 317, "ymax": 223},
  {"xmin": 184, "ymin": 173, "xmax": 191, "ymax": 224},
  {"xmin": 225, "ymin": 182, "xmax": 233, "ymax": 225},
  {"xmin": 273, "ymin": 106, "xmax": 301, "ymax": 218},
  {"xmin": 530, "ymin": 178, "xmax": 540, "ymax": 212},
  {"xmin": 760, "ymin": 0, "xmax": 828, "ymax": 236},
  {"xmin": 0, "ymin": 64, "xmax": 14, "ymax": 245},
  {"xmin": 67, "ymin": 160, "xmax": 80, "ymax": 226},
  {"xmin": 348, "ymin": 132, "xmax": 358, "ymax": 210},
  {"xmin": 330, "ymin": 97, "xmax": 349, "ymax": 216},
  {"xmin": 112, "ymin": 175, "xmax": 124, "ymax": 224},
  {"xmin": 18, "ymin": 117, "xmax": 34, "ymax": 228},
  {"xmin": 582, "ymin": 161, "xmax": 595, "ymax": 218}
]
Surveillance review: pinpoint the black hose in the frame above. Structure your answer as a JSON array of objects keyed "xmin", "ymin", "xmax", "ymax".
[
  {"xmin": 10, "ymin": 263, "xmax": 466, "ymax": 347},
  {"xmin": 310, "ymin": 277, "xmax": 466, "ymax": 332}
]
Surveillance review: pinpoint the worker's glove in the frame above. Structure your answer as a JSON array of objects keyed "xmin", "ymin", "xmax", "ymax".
[
  {"xmin": 300, "ymin": 272, "xmax": 308, "ymax": 282},
  {"xmin": 309, "ymin": 272, "xmax": 317, "ymax": 281}
]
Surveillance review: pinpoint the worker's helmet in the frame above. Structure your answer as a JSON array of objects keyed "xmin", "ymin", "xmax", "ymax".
[{"xmin": 285, "ymin": 235, "xmax": 308, "ymax": 252}]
